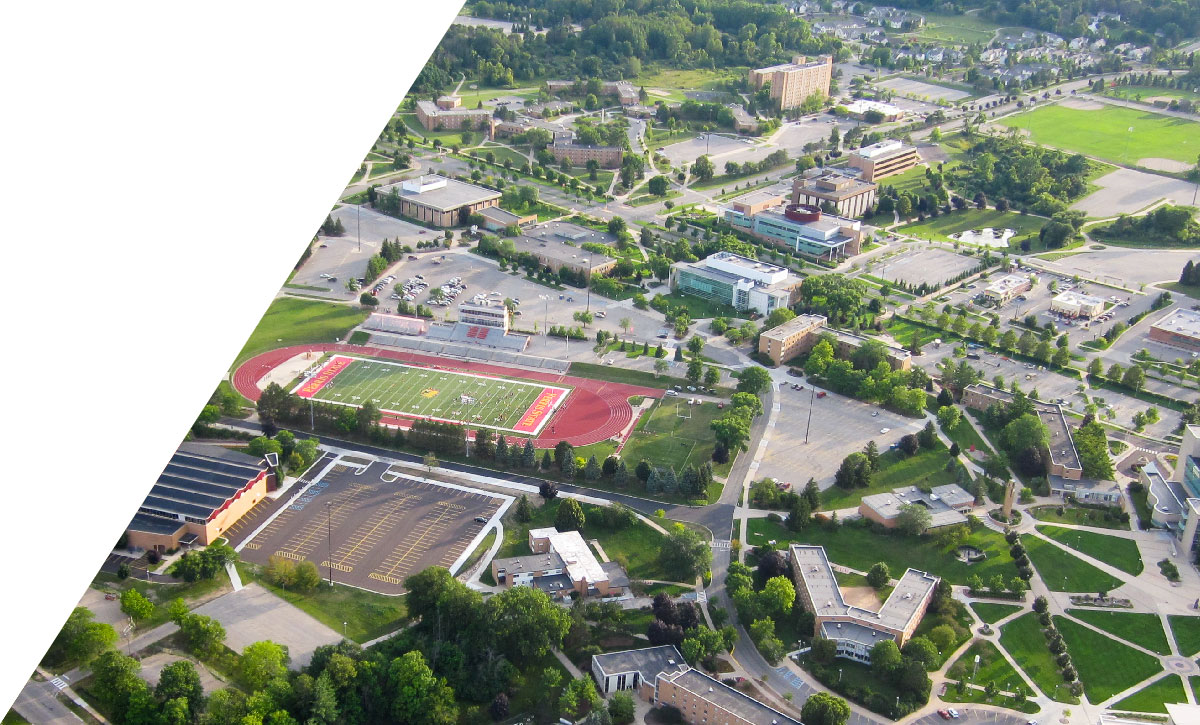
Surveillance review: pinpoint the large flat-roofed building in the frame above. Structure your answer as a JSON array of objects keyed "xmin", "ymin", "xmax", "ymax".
[
  {"xmin": 848, "ymin": 139, "xmax": 920, "ymax": 182},
  {"xmin": 126, "ymin": 443, "xmax": 274, "ymax": 552},
  {"xmin": 843, "ymin": 99, "xmax": 905, "ymax": 122},
  {"xmin": 1050, "ymin": 290, "xmax": 1106, "ymax": 319},
  {"xmin": 962, "ymin": 383, "xmax": 1082, "ymax": 479},
  {"xmin": 728, "ymin": 189, "xmax": 785, "ymax": 216},
  {"xmin": 1150, "ymin": 308, "xmax": 1200, "ymax": 352},
  {"xmin": 476, "ymin": 206, "xmax": 536, "ymax": 233},
  {"xmin": 457, "ymin": 300, "xmax": 509, "ymax": 331},
  {"xmin": 513, "ymin": 222, "xmax": 619, "ymax": 276},
  {"xmin": 549, "ymin": 141, "xmax": 622, "ymax": 168},
  {"xmin": 670, "ymin": 252, "xmax": 802, "ymax": 317},
  {"xmin": 792, "ymin": 169, "xmax": 878, "ymax": 218},
  {"xmin": 491, "ymin": 527, "xmax": 628, "ymax": 599},
  {"xmin": 374, "ymin": 175, "xmax": 501, "ymax": 227},
  {"xmin": 983, "ymin": 274, "xmax": 1032, "ymax": 305},
  {"xmin": 591, "ymin": 645, "xmax": 688, "ymax": 699},
  {"xmin": 860, "ymin": 484, "xmax": 974, "ymax": 529},
  {"xmin": 415, "ymin": 98, "xmax": 495, "ymax": 134},
  {"xmin": 729, "ymin": 104, "xmax": 759, "ymax": 132},
  {"xmin": 493, "ymin": 117, "xmax": 574, "ymax": 142},
  {"xmin": 725, "ymin": 203, "xmax": 867, "ymax": 260},
  {"xmin": 790, "ymin": 544, "xmax": 938, "ymax": 663},
  {"xmin": 1155, "ymin": 426, "xmax": 1200, "ymax": 556},
  {"xmin": 749, "ymin": 54, "xmax": 833, "ymax": 111},
  {"xmin": 757, "ymin": 314, "xmax": 912, "ymax": 369}
]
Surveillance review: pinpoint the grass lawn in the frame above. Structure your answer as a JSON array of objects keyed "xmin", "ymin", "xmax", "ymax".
[
  {"xmin": 897, "ymin": 208, "xmax": 1044, "ymax": 245},
  {"xmin": 236, "ymin": 297, "xmax": 368, "ymax": 367},
  {"xmin": 652, "ymin": 291, "xmax": 740, "ymax": 319},
  {"xmin": 627, "ymin": 190, "xmax": 682, "ymax": 207},
  {"xmin": 1021, "ymin": 534, "xmax": 1124, "ymax": 592},
  {"xmin": 2, "ymin": 711, "xmax": 30, "ymax": 725},
  {"xmin": 884, "ymin": 317, "xmax": 946, "ymax": 348},
  {"xmin": 1054, "ymin": 615, "xmax": 1164, "ymax": 703},
  {"xmin": 946, "ymin": 639, "xmax": 1023, "ymax": 690},
  {"xmin": 476, "ymin": 143, "xmax": 530, "ymax": 167},
  {"xmin": 1106, "ymin": 85, "xmax": 1200, "ymax": 104},
  {"xmin": 622, "ymin": 399, "xmax": 733, "ymax": 479},
  {"xmin": 507, "ymin": 649, "xmax": 574, "ymax": 719},
  {"xmin": 819, "ymin": 442, "xmax": 959, "ymax": 509},
  {"xmin": 970, "ymin": 602, "xmax": 1022, "ymax": 624},
  {"xmin": 944, "ymin": 418, "xmax": 994, "ymax": 456},
  {"xmin": 91, "ymin": 571, "xmax": 231, "ymax": 631},
  {"xmin": 1035, "ymin": 525, "xmax": 1143, "ymax": 576},
  {"xmin": 939, "ymin": 683, "xmax": 1041, "ymax": 714},
  {"xmin": 999, "ymin": 613, "xmax": 1079, "ymax": 703},
  {"xmin": 878, "ymin": 164, "xmax": 935, "ymax": 196},
  {"xmin": 1029, "ymin": 504, "xmax": 1130, "ymax": 530},
  {"xmin": 568, "ymin": 361, "xmax": 695, "ymax": 391},
  {"xmin": 633, "ymin": 66, "xmax": 744, "ymax": 94},
  {"xmin": 1112, "ymin": 675, "xmax": 1187, "ymax": 714},
  {"xmin": 902, "ymin": 12, "xmax": 998, "ymax": 44},
  {"xmin": 1000, "ymin": 104, "xmax": 1200, "ymax": 166},
  {"xmin": 746, "ymin": 518, "xmax": 1016, "ymax": 586},
  {"xmin": 1169, "ymin": 615, "xmax": 1200, "ymax": 656},
  {"xmin": 642, "ymin": 582, "xmax": 693, "ymax": 597},
  {"xmin": 1065, "ymin": 609, "xmax": 1170, "ymax": 655}
]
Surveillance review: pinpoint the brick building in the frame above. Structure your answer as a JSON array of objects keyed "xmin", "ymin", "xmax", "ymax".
[
  {"xmin": 549, "ymin": 141, "xmax": 622, "ymax": 168},
  {"xmin": 848, "ymin": 139, "xmax": 920, "ymax": 182},
  {"xmin": 792, "ymin": 169, "xmax": 878, "ymax": 218},
  {"xmin": 373, "ymin": 175, "xmax": 501, "ymax": 228},
  {"xmin": 749, "ymin": 55, "xmax": 833, "ymax": 111},
  {"xmin": 414, "ymin": 97, "xmax": 495, "ymax": 134}
]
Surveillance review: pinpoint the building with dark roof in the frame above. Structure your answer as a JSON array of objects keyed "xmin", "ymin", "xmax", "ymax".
[
  {"xmin": 126, "ymin": 443, "xmax": 273, "ymax": 552},
  {"xmin": 591, "ymin": 645, "xmax": 688, "ymax": 699},
  {"xmin": 962, "ymin": 383, "xmax": 1082, "ymax": 479},
  {"xmin": 791, "ymin": 169, "xmax": 878, "ymax": 218}
]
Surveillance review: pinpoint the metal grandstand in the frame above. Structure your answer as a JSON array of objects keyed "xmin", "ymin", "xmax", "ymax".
[{"xmin": 367, "ymin": 331, "xmax": 571, "ymax": 372}]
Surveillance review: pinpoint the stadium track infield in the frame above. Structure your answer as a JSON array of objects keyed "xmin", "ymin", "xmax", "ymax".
[
  {"xmin": 224, "ymin": 459, "xmax": 503, "ymax": 596},
  {"xmin": 233, "ymin": 344, "xmax": 663, "ymax": 447}
]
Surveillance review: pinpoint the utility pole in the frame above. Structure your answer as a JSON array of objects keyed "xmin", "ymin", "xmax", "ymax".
[
  {"xmin": 804, "ymin": 383, "xmax": 816, "ymax": 443},
  {"xmin": 357, "ymin": 204, "xmax": 362, "ymax": 253}
]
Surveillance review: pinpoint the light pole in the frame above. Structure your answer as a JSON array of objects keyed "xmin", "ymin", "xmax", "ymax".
[
  {"xmin": 582, "ymin": 259, "xmax": 591, "ymax": 313},
  {"xmin": 804, "ymin": 383, "xmax": 816, "ymax": 443},
  {"xmin": 326, "ymin": 502, "xmax": 333, "ymax": 587}
]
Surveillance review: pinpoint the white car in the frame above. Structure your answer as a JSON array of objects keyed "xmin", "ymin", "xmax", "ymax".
[
  {"xmin": 947, "ymin": 710, "xmax": 960, "ymax": 719},
  {"xmin": 880, "ymin": 428, "xmax": 890, "ymax": 434}
]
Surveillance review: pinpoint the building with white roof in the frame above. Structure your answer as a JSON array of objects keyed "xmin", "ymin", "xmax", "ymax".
[
  {"xmin": 670, "ymin": 252, "xmax": 803, "ymax": 316},
  {"xmin": 983, "ymin": 274, "xmax": 1032, "ymax": 305},
  {"xmin": 843, "ymin": 99, "xmax": 905, "ymax": 122},
  {"xmin": 490, "ymin": 527, "xmax": 627, "ymax": 599},
  {"xmin": 848, "ymin": 139, "xmax": 920, "ymax": 182},
  {"xmin": 1150, "ymin": 308, "xmax": 1200, "ymax": 352},
  {"xmin": 1050, "ymin": 290, "xmax": 1106, "ymax": 318},
  {"xmin": 374, "ymin": 175, "xmax": 501, "ymax": 227},
  {"xmin": 859, "ymin": 484, "xmax": 975, "ymax": 530}
]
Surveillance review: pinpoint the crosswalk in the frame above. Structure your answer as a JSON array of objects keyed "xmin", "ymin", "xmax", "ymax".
[
  {"xmin": 49, "ymin": 677, "xmax": 68, "ymax": 691},
  {"xmin": 710, "ymin": 539, "xmax": 732, "ymax": 550}
]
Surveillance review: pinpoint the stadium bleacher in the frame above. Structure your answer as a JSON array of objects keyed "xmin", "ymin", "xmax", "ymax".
[{"xmin": 366, "ymin": 332, "xmax": 570, "ymax": 372}]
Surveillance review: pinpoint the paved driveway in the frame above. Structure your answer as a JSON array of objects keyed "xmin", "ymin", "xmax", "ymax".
[
  {"xmin": 909, "ymin": 709, "xmax": 1031, "ymax": 725},
  {"xmin": 192, "ymin": 583, "xmax": 341, "ymax": 667},
  {"xmin": 1071, "ymin": 168, "xmax": 1199, "ymax": 217}
]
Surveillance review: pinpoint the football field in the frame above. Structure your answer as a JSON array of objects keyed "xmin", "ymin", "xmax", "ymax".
[{"xmin": 293, "ymin": 355, "xmax": 569, "ymax": 435}]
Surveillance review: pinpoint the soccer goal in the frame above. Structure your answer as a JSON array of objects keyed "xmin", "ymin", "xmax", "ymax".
[{"xmin": 675, "ymin": 402, "xmax": 692, "ymax": 419}]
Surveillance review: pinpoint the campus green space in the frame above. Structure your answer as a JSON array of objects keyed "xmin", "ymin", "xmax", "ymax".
[
  {"xmin": 946, "ymin": 640, "xmax": 1022, "ymax": 691},
  {"xmin": 235, "ymin": 297, "xmax": 368, "ymax": 367},
  {"xmin": 999, "ymin": 613, "xmax": 1078, "ymax": 703},
  {"xmin": 939, "ymin": 684, "xmax": 1041, "ymax": 714},
  {"xmin": 943, "ymin": 418, "xmax": 994, "ymax": 457},
  {"xmin": 2, "ymin": 710, "xmax": 30, "ymax": 725},
  {"xmin": 970, "ymin": 602, "xmax": 1021, "ymax": 624},
  {"xmin": 652, "ymin": 291, "xmax": 740, "ymax": 319},
  {"xmin": 899, "ymin": 12, "xmax": 1000, "ymax": 45},
  {"xmin": 1021, "ymin": 535, "xmax": 1125, "ymax": 593},
  {"xmin": 1054, "ymin": 615, "xmax": 1164, "ymax": 703},
  {"xmin": 884, "ymin": 317, "xmax": 944, "ymax": 348},
  {"xmin": 91, "ymin": 570, "xmax": 232, "ymax": 632},
  {"xmin": 632, "ymin": 66, "xmax": 743, "ymax": 96},
  {"xmin": 235, "ymin": 562, "xmax": 407, "ymax": 643},
  {"xmin": 1035, "ymin": 525, "xmax": 1144, "ymax": 576},
  {"xmin": 1112, "ymin": 675, "xmax": 1187, "ymax": 714},
  {"xmin": 621, "ymin": 399, "xmax": 734, "ymax": 480},
  {"xmin": 453, "ymin": 85, "xmax": 539, "ymax": 109},
  {"xmin": 304, "ymin": 355, "xmax": 563, "ymax": 436},
  {"xmin": 745, "ymin": 517, "xmax": 1016, "ymax": 586},
  {"xmin": 1000, "ymin": 104, "xmax": 1200, "ymax": 166},
  {"xmin": 819, "ymin": 443, "xmax": 960, "ymax": 509},
  {"xmin": 476, "ymin": 143, "xmax": 530, "ymax": 167},
  {"xmin": 567, "ymin": 361, "xmax": 695, "ymax": 391},
  {"xmin": 1168, "ymin": 615, "xmax": 1200, "ymax": 656},
  {"xmin": 1029, "ymin": 504, "xmax": 1130, "ymax": 530},
  {"xmin": 1066, "ymin": 609, "xmax": 1170, "ymax": 654},
  {"xmin": 897, "ymin": 208, "xmax": 1044, "ymax": 245},
  {"xmin": 1106, "ymin": 86, "xmax": 1200, "ymax": 104}
]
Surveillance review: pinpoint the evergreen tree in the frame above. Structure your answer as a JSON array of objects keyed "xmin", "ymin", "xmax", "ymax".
[
  {"xmin": 541, "ymin": 450, "xmax": 553, "ymax": 470},
  {"xmin": 615, "ymin": 460, "xmax": 630, "ymax": 487},
  {"xmin": 681, "ymin": 465, "xmax": 700, "ymax": 496},
  {"xmin": 515, "ymin": 494, "xmax": 533, "ymax": 522},
  {"xmin": 646, "ymin": 468, "xmax": 661, "ymax": 493},
  {"xmin": 803, "ymin": 478, "xmax": 820, "ymax": 510},
  {"xmin": 661, "ymin": 467, "xmax": 678, "ymax": 493},
  {"xmin": 522, "ymin": 440, "xmax": 536, "ymax": 468},
  {"xmin": 585, "ymin": 455, "xmax": 602, "ymax": 481},
  {"xmin": 563, "ymin": 454, "xmax": 578, "ymax": 479},
  {"xmin": 496, "ymin": 435, "xmax": 509, "ymax": 463}
]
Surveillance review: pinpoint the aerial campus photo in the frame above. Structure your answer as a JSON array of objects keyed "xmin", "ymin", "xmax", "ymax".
[{"xmin": 14, "ymin": 1, "xmax": 1200, "ymax": 724}]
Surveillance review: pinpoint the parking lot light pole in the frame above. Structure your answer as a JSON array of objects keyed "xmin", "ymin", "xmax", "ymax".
[{"xmin": 326, "ymin": 502, "xmax": 333, "ymax": 587}]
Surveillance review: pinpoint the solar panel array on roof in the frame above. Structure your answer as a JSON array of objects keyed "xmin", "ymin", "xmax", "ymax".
[{"xmin": 136, "ymin": 448, "xmax": 266, "ymax": 522}]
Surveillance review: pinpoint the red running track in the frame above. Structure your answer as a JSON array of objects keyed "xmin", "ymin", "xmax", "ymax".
[{"xmin": 232, "ymin": 344, "xmax": 663, "ymax": 448}]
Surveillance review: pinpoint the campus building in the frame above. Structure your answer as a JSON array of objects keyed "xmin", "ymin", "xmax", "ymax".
[
  {"xmin": 859, "ymin": 484, "xmax": 974, "ymax": 530},
  {"xmin": 491, "ymin": 527, "xmax": 629, "ymax": 599},
  {"xmin": 962, "ymin": 383, "xmax": 1082, "ymax": 479},
  {"xmin": 757, "ymin": 313, "xmax": 913, "ymax": 369},
  {"xmin": 982, "ymin": 274, "xmax": 1032, "ymax": 305},
  {"xmin": 415, "ymin": 96, "xmax": 495, "ymax": 134},
  {"xmin": 729, "ymin": 104, "xmax": 759, "ymax": 132},
  {"xmin": 1050, "ymin": 290, "xmax": 1106, "ymax": 319},
  {"xmin": 848, "ymin": 139, "xmax": 920, "ymax": 182},
  {"xmin": 669, "ymin": 251, "xmax": 802, "ymax": 317},
  {"xmin": 374, "ymin": 175, "xmax": 501, "ymax": 227},
  {"xmin": 493, "ymin": 117, "xmax": 574, "ymax": 142},
  {"xmin": 791, "ymin": 169, "xmax": 878, "ymax": 218},
  {"xmin": 1150, "ymin": 308, "xmax": 1200, "ymax": 353},
  {"xmin": 457, "ymin": 300, "xmax": 509, "ymax": 331},
  {"xmin": 476, "ymin": 206, "xmax": 536, "ymax": 233},
  {"xmin": 513, "ymin": 222, "xmax": 619, "ymax": 276},
  {"xmin": 545, "ymin": 80, "xmax": 639, "ymax": 105},
  {"xmin": 843, "ymin": 99, "xmax": 905, "ymax": 122},
  {"xmin": 749, "ymin": 54, "xmax": 833, "ymax": 111},
  {"xmin": 548, "ymin": 140, "xmax": 622, "ymax": 168},
  {"xmin": 125, "ymin": 443, "xmax": 274, "ymax": 552},
  {"xmin": 591, "ymin": 646, "xmax": 801, "ymax": 725},
  {"xmin": 363, "ymin": 313, "xmax": 428, "ymax": 336},
  {"xmin": 1159, "ymin": 425, "xmax": 1200, "ymax": 555},
  {"xmin": 790, "ymin": 544, "xmax": 939, "ymax": 663},
  {"xmin": 724, "ymin": 201, "xmax": 867, "ymax": 260}
]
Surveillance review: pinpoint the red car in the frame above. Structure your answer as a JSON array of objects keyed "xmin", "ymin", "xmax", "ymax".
[
  {"xmin": 937, "ymin": 711, "xmax": 952, "ymax": 721},
  {"xmin": 816, "ymin": 391, "xmax": 827, "ymax": 398}
]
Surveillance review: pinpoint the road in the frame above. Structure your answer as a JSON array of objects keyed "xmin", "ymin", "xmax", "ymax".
[{"xmin": 13, "ymin": 676, "xmax": 81, "ymax": 725}]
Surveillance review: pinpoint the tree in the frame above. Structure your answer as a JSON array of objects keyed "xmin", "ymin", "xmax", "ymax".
[
  {"xmin": 760, "ymin": 576, "xmax": 796, "ymax": 617},
  {"xmin": 490, "ymin": 692, "xmax": 510, "ymax": 721},
  {"xmin": 692, "ymin": 155, "xmax": 714, "ymax": 182},
  {"xmin": 867, "ymin": 562, "xmax": 890, "ymax": 588},
  {"xmin": 156, "ymin": 660, "xmax": 204, "ymax": 718},
  {"xmin": 486, "ymin": 585, "xmax": 571, "ymax": 663},
  {"xmin": 240, "ymin": 640, "xmax": 289, "ymax": 690},
  {"xmin": 515, "ymin": 494, "xmax": 533, "ymax": 522},
  {"xmin": 871, "ymin": 639, "xmax": 903, "ymax": 674},
  {"xmin": 704, "ymin": 366, "xmax": 720, "ymax": 386},
  {"xmin": 896, "ymin": 502, "xmax": 933, "ymax": 536},
  {"xmin": 648, "ymin": 175, "xmax": 669, "ymax": 196},
  {"xmin": 539, "ymin": 480, "xmax": 559, "ymax": 499},
  {"xmin": 654, "ymin": 358, "xmax": 669, "ymax": 377},
  {"xmin": 387, "ymin": 650, "xmax": 458, "ymax": 724},
  {"xmin": 609, "ymin": 691, "xmax": 635, "ymax": 724},
  {"xmin": 555, "ymin": 498, "xmax": 586, "ymax": 531},
  {"xmin": 711, "ymin": 413, "xmax": 751, "ymax": 453},
  {"xmin": 686, "ymin": 359, "xmax": 704, "ymax": 383},
  {"xmin": 801, "ymin": 692, "xmax": 851, "ymax": 725},
  {"xmin": 660, "ymin": 524, "xmax": 712, "ymax": 580},
  {"xmin": 1122, "ymin": 364, "xmax": 1146, "ymax": 392},
  {"xmin": 179, "ymin": 614, "xmax": 226, "ymax": 657},
  {"xmin": 1001, "ymin": 414, "xmax": 1048, "ymax": 455},
  {"xmin": 937, "ymin": 405, "xmax": 961, "ymax": 431},
  {"xmin": 119, "ymin": 589, "xmax": 154, "ymax": 624},
  {"xmin": 736, "ymin": 366, "xmax": 771, "ymax": 394}
]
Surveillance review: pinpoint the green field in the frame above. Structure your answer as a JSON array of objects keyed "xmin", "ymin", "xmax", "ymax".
[
  {"xmin": 1106, "ymin": 85, "xmax": 1200, "ymax": 104},
  {"xmin": 1000, "ymin": 104, "xmax": 1200, "ymax": 166},
  {"xmin": 622, "ymin": 399, "xmax": 732, "ymax": 479},
  {"xmin": 1169, "ymin": 615, "xmax": 1200, "ymax": 656},
  {"xmin": 819, "ymin": 443, "xmax": 959, "ymax": 509},
  {"xmin": 304, "ymin": 355, "xmax": 566, "ymax": 436},
  {"xmin": 900, "ymin": 12, "xmax": 1000, "ymax": 45},
  {"xmin": 999, "ymin": 613, "xmax": 1078, "ymax": 702},
  {"xmin": 1055, "ymin": 615, "xmax": 1164, "ymax": 703},
  {"xmin": 946, "ymin": 639, "xmax": 1022, "ymax": 690},
  {"xmin": 1065, "ymin": 609, "xmax": 1170, "ymax": 654},
  {"xmin": 970, "ymin": 602, "xmax": 1022, "ymax": 624},
  {"xmin": 1029, "ymin": 504, "xmax": 1130, "ymax": 530},
  {"xmin": 1021, "ymin": 535, "xmax": 1125, "ymax": 593},
  {"xmin": 1112, "ymin": 675, "xmax": 1187, "ymax": 714},
  {"xmin": 236, "ymin": 297, "xmax": 368, "ymax": 366},
  {"xmin": 1035, "ymin": 525, "xmax": 1143, "ymax": 576},
  {"xmin": 897, "ymin": 208, "xmax": 1044, "ymax": 245},
  {"xmin": 746, "ymin": 518, "xmax": 1016, "ymax": 586}
]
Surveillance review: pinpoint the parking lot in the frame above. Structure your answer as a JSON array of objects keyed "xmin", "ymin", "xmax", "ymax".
[
  {"xmin": 192, "ymin": 583, "xmax": 342, "ymax": 667},
  {"xmin": 877, "ymin": 76, "xmax": 972, "ymax": 103},
  {"xmin": 873, "ymin": 247, "xmax": 980, "ymax": 288},
  {"xmin": 660, "ymin": 133, "xmax": 768, "ymax": 167},
  {"xmin": 228, "ymin": 458, "xmax": 503, "ymax": 595}
]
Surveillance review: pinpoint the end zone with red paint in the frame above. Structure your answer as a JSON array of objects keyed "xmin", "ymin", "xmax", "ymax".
[
  {"xmin": 294, "ymin": 355, "xmax": 353, "ymax": 398},
  {"xmin": 234, "ymin": 344, "xmax": 663, "ymax": 448},
  {"xmin": 513, "ymin": 388, "xmax": 565, "ymax": 434}
]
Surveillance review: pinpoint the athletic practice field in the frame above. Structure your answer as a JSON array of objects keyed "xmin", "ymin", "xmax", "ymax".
[
  {"xmin": 1000, "ymin": 102, "xmax": 1200, "ymax": 166},
  {"xmin": 293, "ymin": 355, "xmax": 569, "ymax": 435}
]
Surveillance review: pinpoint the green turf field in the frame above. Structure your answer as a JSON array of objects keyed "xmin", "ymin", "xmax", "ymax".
[
  {"xmin": 1055, "ymin": 615, "xmax": 1164, "ymax": 703},
  {"xmin": 1000, "ymin": 103, "xmax": 1200, "ymax": 166},
  {"xmin": 1036, "ymin": 525, "xmax": 1144, "ymax": 576},
  {"xmin": 1021, "ymin": 535, "xmax": 1125, "ymax": 593},
  {"xmin": 301, "ymin": 355, "xmax": 568, "ymax": 435},
  {"xmin": 1065, "ymin": 609, "xmax": 1170, "ymax": 654},
  {"xmin": 897, "ymin": 208, "xmax": 1045, "ymax": 245}
]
